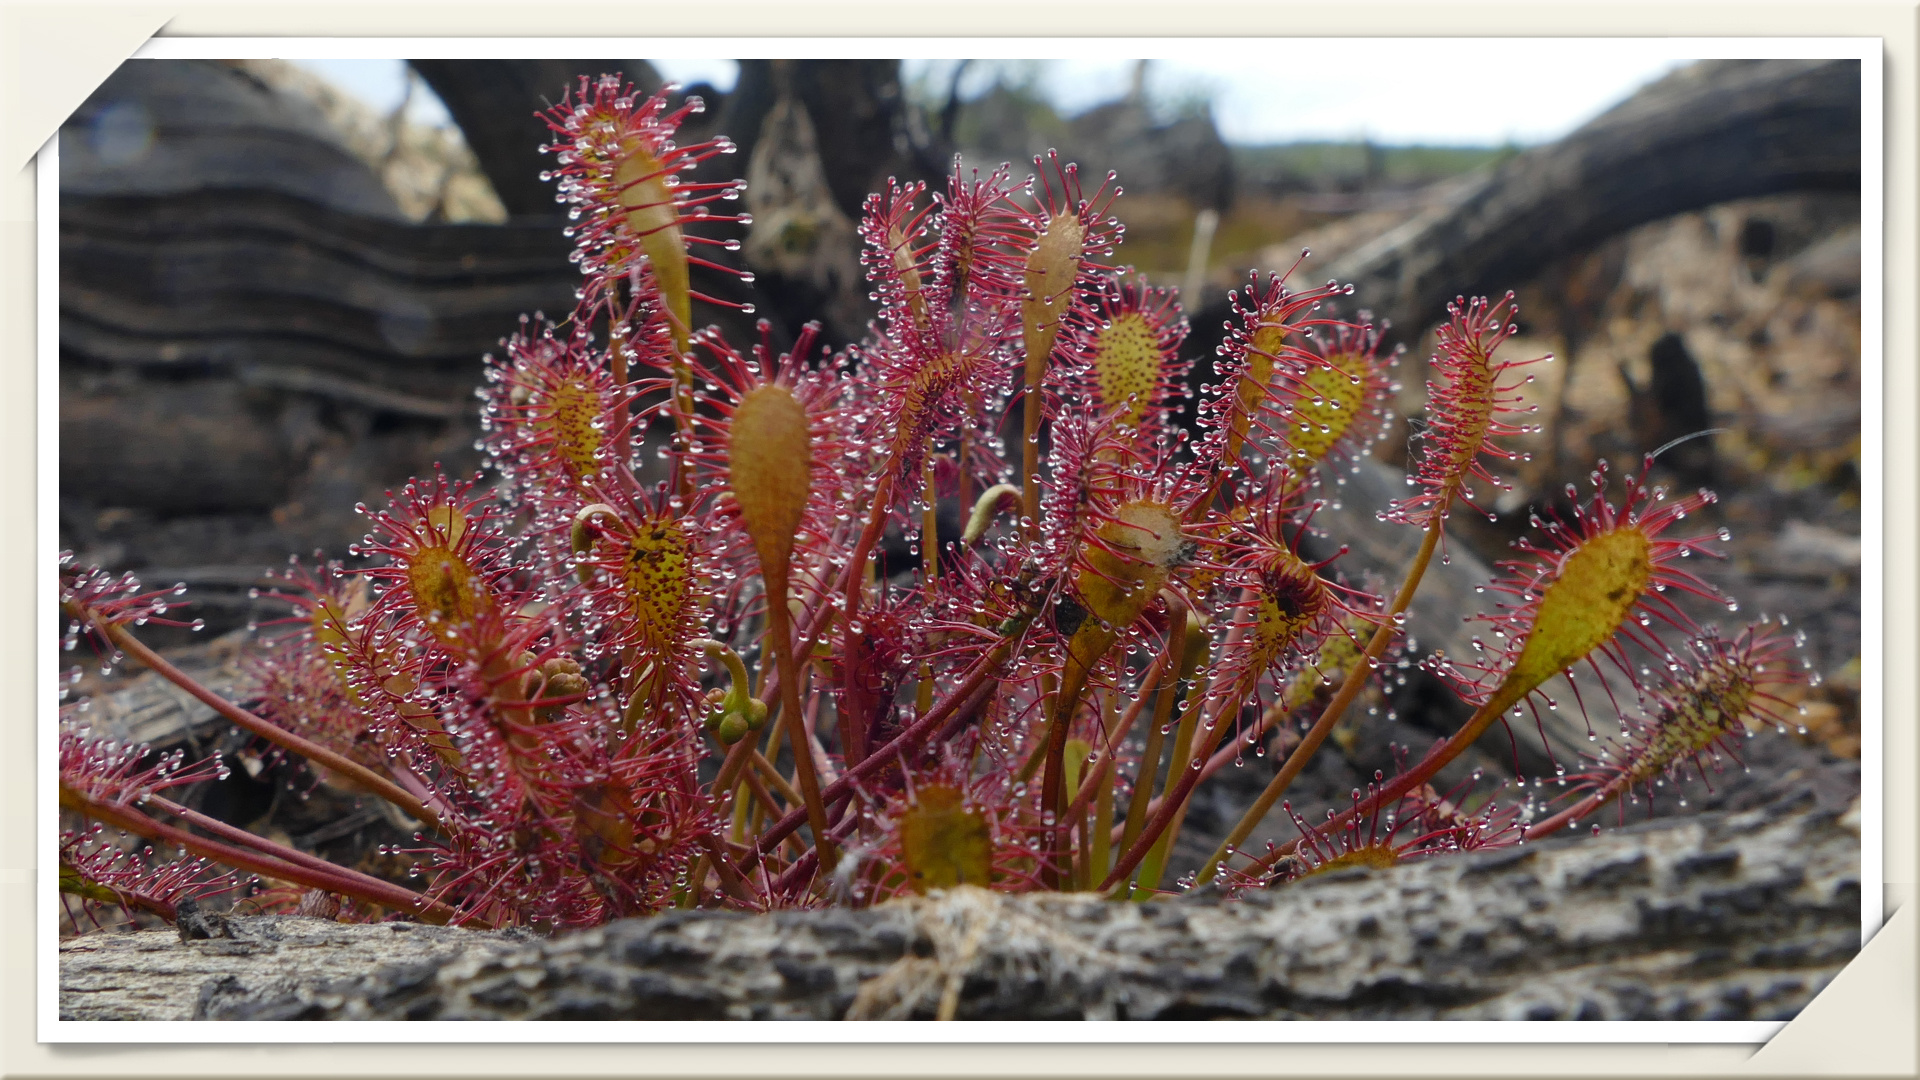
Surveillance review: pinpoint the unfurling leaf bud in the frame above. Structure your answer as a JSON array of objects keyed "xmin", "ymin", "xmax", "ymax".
[
  {"xmin": 571, "ymin": 503, "xmax": 623, "ymax": 583},
  {"xmin": 963, "ymin": 483, "xmax": 1022, "ymax": 546},
  {"xmin": 692, "ymin": 639, "xmax": 763, "ymax": 744},
  {"xmin": 543, "ymin": 673, "xmax": 589, "ymax": 711}
]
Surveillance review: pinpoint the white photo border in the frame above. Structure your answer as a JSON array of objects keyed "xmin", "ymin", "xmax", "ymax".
[{"xmin": 41, "ymin": 36, "xmax": 1884, "ymax": 1045}]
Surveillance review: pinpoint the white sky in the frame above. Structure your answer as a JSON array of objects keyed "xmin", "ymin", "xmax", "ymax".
[
  {"xmin": 294, "ymin": 50, "xmax": 1688, "ymax": 147},
  {"xmin": 903, "ymin": 55, "xmax": 1688, "ymax": 145}
]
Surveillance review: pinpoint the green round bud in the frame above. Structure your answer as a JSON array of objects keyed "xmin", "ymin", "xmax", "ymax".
[{"xmin": 716, "ymin": 711, "xmax": 750, "ymax": 745}]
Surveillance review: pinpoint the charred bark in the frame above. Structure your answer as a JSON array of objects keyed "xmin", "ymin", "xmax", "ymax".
[
  {"xmin": 407, "ymin": 59, "xmax": 662, "ymax": 219},
  {"xmin": 59, "ymin": 802, "xmax": 1859, "ymax": 1021},
  {"xmin": 1323, "ymin": 59, "xmax": 1860, "ymax": 346}
]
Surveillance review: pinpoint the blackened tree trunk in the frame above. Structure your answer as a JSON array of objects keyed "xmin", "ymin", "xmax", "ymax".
[
  {"xmin": 1324, "ymin": 59, "xmax": 1860, "ymax": 348},
  {"xmin": 407, "ymin": 59, "xmax": 663, "ymax": 219}
]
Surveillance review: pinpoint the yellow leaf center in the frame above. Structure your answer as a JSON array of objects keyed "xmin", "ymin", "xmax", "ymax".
[
  {"xmin": 536, "ymin": 378, "xmax": 606, "ymax": 480},
  {"xmin": 1439, "ymin": 338, "xmax": 1498, "ymax": 496},
  {"xmin": 1489, "ymin": 526, "xmax": 1653, "ymax": 716},
  {"xmin": 1248, "ymin": 551, "xmax": 1328, "ymax": 679},
  {"xmin": 891, "ymin": 350, "xmax": 969, "ymax": 461},
  {"xmin": 1077, "ymin": 500, "xmax": 1184, "ymax": 630},
  {"xmin": 1284, "ymin": 354, "xmax": 1368, "ymax": 466},
  {"xmin": 899, "ymin": 784, "xmax": 993, "ymax": 893},
  {"xmin": 1305, "ymin": 843, "xmax": 1399, "ymax": 877},
  {"xmin": 1093, "ymin": 311, "xmax": 1163, "ymax": 428},
  {"xmin": 1628, "ymin": 652, "xmax": 1762, "ymax": 784},
  {"xmin": 621, "ymin": 518, "xmax": 693, "ymax": 657},
  {"xmin": 405, "ymin": 544, "xmax": 494, "ymax": 643}
]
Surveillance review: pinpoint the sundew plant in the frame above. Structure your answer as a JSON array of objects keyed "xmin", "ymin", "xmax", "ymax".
[{"xmin": 58, "ymin": 75, "xmax": 1819, "ymax": 931}]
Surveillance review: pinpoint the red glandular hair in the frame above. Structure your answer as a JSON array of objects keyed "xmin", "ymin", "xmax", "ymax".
[
  {"xmin": 60, "ymin": 823, "xmax": 237, "ymax": 930},
  {"xmin": 59, "ymin": 556, "xmax": 204, "ymax": 668},
  {"xmin": 1218, "ymin": 772, "xmax": 1525, "ymax": 894},
  {"xmin": 1055, "ymin": 276, "xmax": 1192, "ymax": 449},
  {"xmin": 1562, "ymin": 619, "xmax": 1810, "ymax": 824},
  {"xmin": 1209, "ymin": 485, "xmax": 1384, "ymax": 713},
  {"xmin": 853, "ymin": 176, "xmax": 1021, "ymax": 496},
  {"xmin": 1385, "ymin": 293, "xmax": 1550, "ymax": 527},
  {"xmin": 540, "ymin": 75, "xmax": 752, "ymax": 345},
  {"xmin": 1276, "ymin": 315, "xmax": 1400, "ymax": 483},
  {"xmin": 841, "ymin": 744, "xmax": 1062, "ymax": 906},
  {"xmin": 1425, "ymin": 458, "xmax": 1727, "ymax": 751},
  {"xmin": 1192, "ymin": 271, "xmax": 1354, "ymax": 497}
]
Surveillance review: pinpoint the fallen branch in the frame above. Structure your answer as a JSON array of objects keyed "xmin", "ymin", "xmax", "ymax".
[
  {"xmin": 60, "ymin": 801, "xmax": 1858, "ymax": 1021},
  {"xmin": 1323, "ymin": 59, "xmax": 1859, "ymax": 342}
]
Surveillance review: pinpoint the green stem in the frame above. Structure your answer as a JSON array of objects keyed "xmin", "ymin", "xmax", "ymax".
[
  {"xmin": 1088, "ymin": 696, "xmax": 1117, "ymax": 887},
  {"xmin": 1118, "ymin": 611, "xmax": 1187, "ymax": 863},
  {"xmin": 1062, "ymin": 649, "xmax": 1170, "ymax": 837},
  {"xmin": 1039, "ymin": 635, "xmax": 1108, "ymax": 889},
  {"xmin": 1099, "ymin": 591, "xmax": 1253, "ymax": 895},
  {"xmin": 765, "ymin": 569, "xmax": 836, "ymax": 875},
  {"xmin": 1128, "ymin": 671, "xmax": 1212, "ymax": 896},
  {"xmin": 750, "ymin": 749, "xmax": 806, "ymax": 809},
  {"xmin": 712, "ymin": 728, "xmax": 759, "ymax": 812}
]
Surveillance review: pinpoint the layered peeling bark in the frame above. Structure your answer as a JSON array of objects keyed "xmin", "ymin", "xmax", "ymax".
[{"xmin": 60, "ymin": 800, "xmax": 1858, "ymax": 1022}]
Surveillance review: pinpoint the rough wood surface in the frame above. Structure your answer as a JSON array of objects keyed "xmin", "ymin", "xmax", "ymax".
[
  {"xmin": 73, "ymin": 634, "xmax": 247, "ymax": 750},
  {"xmin": 60, "ymin": 189, "xmax": 577, "ymax": 384},
  {"xmin": 60, "ymin": 800, "xmax": 1859, "ymax": 1022}
]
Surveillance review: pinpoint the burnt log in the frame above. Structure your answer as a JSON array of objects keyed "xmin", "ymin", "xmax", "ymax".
[
  {"xmin": 1324, "ymin": 59, "xmax": 1860, "ymax": 345},
  {"xmin": 407, "ymin": 59, "xmax": 661, "ymax": 219},
  {"xmin": 59, "ymin": 801, "xmax": 1859, "ymax": 1021}
]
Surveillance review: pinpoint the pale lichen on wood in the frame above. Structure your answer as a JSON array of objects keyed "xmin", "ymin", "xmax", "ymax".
[{"xmin": 60, "ymin": 801, "xmax": 1858, "ymax": 1022}]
